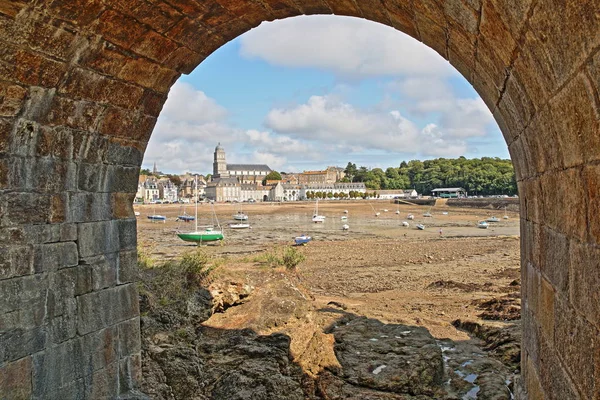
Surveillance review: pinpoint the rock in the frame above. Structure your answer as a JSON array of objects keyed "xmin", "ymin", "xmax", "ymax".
[{"xmin": 324, "ymin": 316, "xmax": 444, "ymax": 397}]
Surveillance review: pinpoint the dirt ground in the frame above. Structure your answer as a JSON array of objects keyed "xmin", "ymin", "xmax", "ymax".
[{"xmin": 136, "ymin": 200, "xmax": 521, "ymax": 341}]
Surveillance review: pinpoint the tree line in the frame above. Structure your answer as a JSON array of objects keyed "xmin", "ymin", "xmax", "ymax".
[{"xmin": 341, "ymin": 157, "xmax": 517, "ymax": 196}]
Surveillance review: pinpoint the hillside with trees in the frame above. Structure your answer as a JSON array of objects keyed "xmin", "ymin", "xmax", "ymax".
[{"xmin": 342, "ymin": 157, "xmax": 517, "ymax": 196}]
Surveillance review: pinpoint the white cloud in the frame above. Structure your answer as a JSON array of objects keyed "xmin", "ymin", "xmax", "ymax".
[
  {"xmin": 264, "ymin": 95, "xmax": 469, "ymax": 158},
  {"xmin": 240, "ymin": 15, "xmax": 454, "ymax": 79},
  {"xmin": 161, "ymin": 81, "xmax": 228, "ymax": 124}
]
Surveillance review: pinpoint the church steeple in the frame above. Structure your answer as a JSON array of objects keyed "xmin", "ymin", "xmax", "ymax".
[
  {"xmin": 153, "ymin": 162, "xmax": 157, "ymax": 174},
  {"xmin": 213, "ymin": 143, "xmax": 229, "ymax": 178}
]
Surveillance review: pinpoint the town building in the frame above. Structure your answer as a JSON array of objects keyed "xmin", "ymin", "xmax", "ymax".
[
  {"xmin": 300, "ymin": 182, "xmax": 366, "ymax": 199},
  {"xmin": 298, "ymin": 166, "xmax": 345, "ymax": 185}
]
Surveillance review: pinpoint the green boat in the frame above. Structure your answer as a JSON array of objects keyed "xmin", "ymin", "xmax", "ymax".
[
  {"xmin": 177, "ymin": 176, "xmax": 224, "ymax": 244},
  {"xmin": 177, "ymin": 228, "xmax": 223, "ymax": 243}
]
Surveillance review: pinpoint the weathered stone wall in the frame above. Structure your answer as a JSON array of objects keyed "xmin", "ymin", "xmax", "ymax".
[{"xmin": 0, "ymin": 0, "xmax": 598, "ymax": 398}]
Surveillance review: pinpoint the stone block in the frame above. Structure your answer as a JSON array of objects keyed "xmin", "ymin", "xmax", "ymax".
[
  {"xmin": 112, "ymin": 192, "xmax": 136, "ymax": 219},
  {"xmin": 540, "ymin": 168, "xmax": 587, "ymax": 241},
  {"xmin": 117, "ymin": 317, "xmax": 141, "ymax": 357},
  {"xmin": 77, "ymin": 221, "xmax": 119, "ymax": 258},
  {"xmin": 538, "ymin": 333, "xmax": 579, "ymax": 400},
  {"xmin": 516, "ymin": 178, "xmax": 543, "ymax": 224},
  {"xmin": 554, "ymin": 296, "xmax": 597, "ymax": 399},
  {"xmin": 15, "ymin": 50, "xmax": 66, "ymax": 87},
  {"xmin": 75, "ymin": 264, "xmax": 93, "ymax": 296},
  {"xmin": 508, "ymin": 134, "xmax": 530, "ymax": 181},
  {"xmin": 33, "ymin": 241, "xmax": 78, "ymax": 273},
  {"xmin": 59, "ymin": 67, "xmax": 144, "ymax": 110},
  {"xmin": 89, "ymin": 361, "xmax": 119, "ymax": 399},
  {"xmin": 0, "ymin": 244, "xmax": 33, "ymax": 280},
  {"xmin": 95, "ymin": 10, "xmax": 149, "ymax": 49},
  {"xmin": 118, "ymin": 219, "xmax": 137, "ymax": 251},
  {"xmin": 524, "ymin": 353, "xmax": 544, "ymax": 400},
  {"xmin": 525, "ymin": 261, "xmax": 541, "ymax": 317},
  {"xmin": 0, "ymin": 274, "xmax": 46, "ymax": 314},
  {"xmin": 538, "ymin": 277, "xmax": 554, "ymax": 344},
  {"xmin": 0, "ymin": 356, "xmax": 32, "ymax": 399},
  {"xmin": 487, "ymin": 0, "xmax": 532, "ymax": 39},
  {"xmin": 44, "ymin": 95, "xmax": 105, "ymax": 132},
  {"xmin": 60, "ymin": 223, "xmax": 77, "ymax": 241},
  {"xmin": 106, "ymin": 141, "xmax": 144, "ymax": 166},
  {"xmin": 104, "ymin": 165, "xmax": 140, "ymax": 193},
  {"xmin": 32, "ymin": 338, "xmax": 85, "ymax": 398},
  {"xmin": 0, "ymin": 81, "xmax": 27, "ymax": 117},
  {"xmin": 131, "ymin": 30, "xmax": 180, "ymax": 63},
  {"xmin": 10, "ymin": 119, "xmax": 40, "ymax": 158},
  {"xmin": 118, "ymin": 353, "xmax": 142, "ymax": 395},
  {"xmin": 77, "ymin": 284, "xmax": 139, "ymax": 335},
  {"xmin": 77, "ymin": 162, "xmax": 107, "ymax": 192},
  {"xmin": 1, "ymin": 326, "xmax": 46, "ymax": 364},
  {"xmin": 583, "ymin": 164, "xmax": 600, "ymax": 242},
  {"xmin": 569, "ymin": 241, "xmax": 600, "ymax": 328},
  {"xmin": 528, "ymin": 0, "xmax": 600, "ymax": 88},
  {"xmin": 0, "ymin": 192, "xmax": 54, "ymax": 227},
  {"xmin": 444, "ymin": 0, "xmax": 479, "ymax": 35},
  {"xmin": 85, "ymin": 254, "xmax": 117, "ymax": 291},
  {"xmin": 118, "ymin": 249, "xmax": 138, "ymax": 284},
  {"xmin": 549, "ymin": 73, "xmax": 597, "ymax": 168},
  {"xmin": 80, "ymin": 326, "xmax": 118, "ymax": 372},
  {"xmin": 415, "ymin": 14, "xmax": 447, "ymax": 60},
  {"xmin": 539, "ymin": 226, "xmax": 569, "ymax": 293},
  {"xmin": 117, "ymin": 57, "xmax": 178, "ymax": 92},
  {"xmin": 48, "ymin": 298, "xmax": 77, "ymax": 344},
  {"xmin": 68, "ymin": 192, "xmax": 113, "ymax": 223}
]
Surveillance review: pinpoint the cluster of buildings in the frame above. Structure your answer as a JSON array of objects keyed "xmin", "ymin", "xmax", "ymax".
[{"xmin": 136, "ymin": 144, "xmax": 418, "ymax": 203}]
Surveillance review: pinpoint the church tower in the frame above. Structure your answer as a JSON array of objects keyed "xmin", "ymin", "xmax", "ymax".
[{"xmin": 213, "ymin": 143, "xmax": 229, "ymax": 178}]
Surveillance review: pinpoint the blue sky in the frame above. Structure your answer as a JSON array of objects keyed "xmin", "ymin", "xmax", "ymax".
[{"xmin": 144, "ymin": 15, "xmax": 508, "ymax": 175}]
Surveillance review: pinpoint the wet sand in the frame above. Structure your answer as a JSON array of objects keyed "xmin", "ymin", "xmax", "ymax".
[{"xmin": 137, "ymin": 200, "xmax": 520, "ymax": 341}]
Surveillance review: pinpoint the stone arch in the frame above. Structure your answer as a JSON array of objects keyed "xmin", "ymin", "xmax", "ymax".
[{"xmin": 0, "ymin": 1, "xmax": 598, "ymax": 398}]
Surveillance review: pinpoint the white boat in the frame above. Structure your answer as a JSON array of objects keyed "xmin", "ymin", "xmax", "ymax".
[
  {"xmin": 442, "ymin": 212, "xmax": 448, "ymax": 215},
  {"xmin": 233, "ymin": 208, "xmax": 248, "ymax": 221},
  {"xmin": 407, "ymin": 214, "xmax": 414, "ymax": 220},
  {"xmin": 503, "ymin": 206, "xmax": 509, "ymax": 219},
  {"xmin": 395, "ymin": 210, "xmax": 400, "ymax": 215},
  {"xmin": 229, "ymin": 222, "xmax": 250, "ymax": 229},
  {"xmin": 312, "ymin": 199, "xmax": 326, "ymax": 223},
  {"xmin": 374, "ymin": 212, "xmax": 380, "ymax": 217},
  {"xmin": 423, "ymin": 207, "xmax": 433, "ymax": 217},
  {"xmin": 342, "ymin": 224, "xmax": 349, "ymax": 230},
  {"xmin": 369, "ymin": 203, "xmax": 380, "ymax": 217},
  {"xmin": 478, "ymin": 221, "xmax": 489, "ymax": 229},
  {"xmin": 341, "ymin": 216, "xmax": 348, "ymax": 220},
  {"xmin": 402, "ymin": 221, "xmax": 409, "ymax": 227},
  {"xmin": 416, "ymin": 224, "xmax": 425, "ymax": 230},
  {"xmin": 486, "ymin": 216, "xmax": 500, "ymax": 223},
  {"xmin": 343, "ymin": 210, "xmax": 348, "ymax": 214},
  {"xmin": 177, "ymin": 176, "xmax": 224, "ymax": 243},
  {"xmin": 134, "ymin": 211, "xmax": 140, "ymax": 216},
  {"xmin": 503, "ymin": 215, "xmax": 509, "ymax": 220},
  {"xmin": 295, "ymin": 234, "xmax": 312, "ymax": 245},
  {"xmin": 383, "ymin": 209, "xmax": 388, "ymax": 212}
]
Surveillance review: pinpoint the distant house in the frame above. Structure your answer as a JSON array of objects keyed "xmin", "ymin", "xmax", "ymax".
[{"xmin": 431, "ymin": 187, "xmax": 467, "ymax": 198}]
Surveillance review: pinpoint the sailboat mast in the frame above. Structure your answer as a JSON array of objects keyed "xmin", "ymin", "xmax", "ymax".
[{"xmin": 194, "ymin": 175, "xmax": 198, "ymax": 231}]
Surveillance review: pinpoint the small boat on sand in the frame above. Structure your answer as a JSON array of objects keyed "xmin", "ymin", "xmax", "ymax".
[
  {"xmin": 486, "ymin": 216, "xmax": 500, "ymax": 223},
  {"xmin": 148, "ymin": 215, "xmax": 166, "ymax": 222},
  {"xmin": 342, "ymin": 224, "xmax": 349, "ymax": 231},
  {"xmin": 407, "ymin": 214, "xmax": 414, "ymax": 220},
  {"xmin": 229, "ymin": 223, "xmax": 250, "ymax": 229},
  {"xmin": 478, "ymin": 221, "xmax": 489, "ymax": 229},
  {"xmin": 294, "ymin": 234, "xmax": 312, "ymax": 245},
  {"xmin": 416, "ymin": 224, "xmax": 425, "ymax": 230}
]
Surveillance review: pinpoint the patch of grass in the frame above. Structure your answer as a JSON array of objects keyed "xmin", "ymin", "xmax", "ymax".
[
  {"xmin": 282, "ymin": 246, "xmax": 305, "ymax": 271},
  {"xmin": 252, "ymin": 246, "xmax": 306, "ymax": 270}
]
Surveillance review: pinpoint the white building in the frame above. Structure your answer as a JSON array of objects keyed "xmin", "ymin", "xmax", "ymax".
[{"xmin": 300, "ymin": 182, "xmax": 366, "ymax": 199}]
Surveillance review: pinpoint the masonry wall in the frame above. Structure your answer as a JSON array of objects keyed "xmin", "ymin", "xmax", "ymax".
[{"xmin": 0, "ymin": 0, "xmax": 598, "ymax": 398}]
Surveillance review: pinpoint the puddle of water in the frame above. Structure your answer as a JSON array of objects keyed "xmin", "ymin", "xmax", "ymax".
[
  {"xmin": 464, "ymin": 373, "xmax": 478, "ymax": 384},
  {"xmin": 454, "ymin": 369, "xmax": 466, "ymax": 378},
  {"xmin": 463, "ymin": 385, "xmax": 480, "ymax": 399}
]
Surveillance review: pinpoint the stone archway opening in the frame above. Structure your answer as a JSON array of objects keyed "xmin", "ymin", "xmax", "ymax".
[{"xmin": 1, "ymin": 1, "xmax": 599, "ymax": 399}]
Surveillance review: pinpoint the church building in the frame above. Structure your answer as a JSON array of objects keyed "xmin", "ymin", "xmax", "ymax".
[{"xmin": 205, "ymin": 144, "xmax": 272, "ymax": 202}]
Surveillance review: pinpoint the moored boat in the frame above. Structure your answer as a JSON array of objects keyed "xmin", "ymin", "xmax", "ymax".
[
  {"xmin": 416, "ymin": 224, "xmax": 425, "ymax": 230},
  {"xmin": 294, "ymin": 234, "xmax": 312, "ymax": 245},
  {"xmin": 478, "ymin": 221, "xmax": 489, "ymax": 229},
  {"xmin": 229, "ymin": 222, "xmax": 250, "ymax": 229},
  {"xmin": 178, "ymin": 228, "xmax": 224, "ymax": 242},
  {"xmin": 486, "ymin": 216, "xmax": 500, "ymax": 223},
  {"xmin": 148, "ymin": 215, "xmax": 166, "ymax": 222}
]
